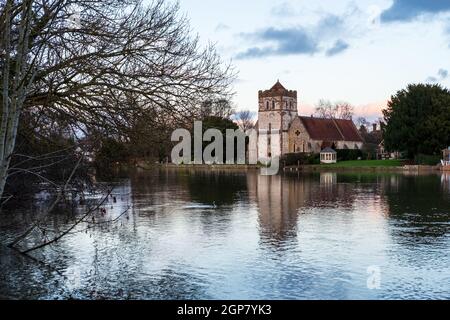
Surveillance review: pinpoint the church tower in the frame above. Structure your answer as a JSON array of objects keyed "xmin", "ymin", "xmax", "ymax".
[{"xmin": 257, "ymin": 81, "xmax": 298, "ymax": 159}]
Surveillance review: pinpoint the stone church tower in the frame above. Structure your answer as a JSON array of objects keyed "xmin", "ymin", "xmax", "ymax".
[{"xmin": 257, "ymin": 81, "xmax": 298, "ymax": 159}]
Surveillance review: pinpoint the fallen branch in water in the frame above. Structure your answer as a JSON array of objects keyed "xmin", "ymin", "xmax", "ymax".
[
  {"xmin": 86, "ymin": 206, "xmax": 131, "ymax": 226},
  {"xmin": 8, "ymin": 244, "xmax": 65, "ymax": 277},
  {"xmin": 7, "ymin": 156, "xmax": 83, "ymax": 248},
  {"xmin": 19, "ymin": 189, "xmax": 113, "ymax": 254}
]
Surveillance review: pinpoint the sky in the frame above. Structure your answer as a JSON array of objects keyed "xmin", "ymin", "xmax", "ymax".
[{"xmin": 175, "ymin": 0, "xmax": 450, "ymax": 121}]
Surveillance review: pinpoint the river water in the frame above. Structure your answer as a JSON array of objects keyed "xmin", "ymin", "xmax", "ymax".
[{"xmin": 0, "ymin": 169, "xmax": 449, "ymax": 299}]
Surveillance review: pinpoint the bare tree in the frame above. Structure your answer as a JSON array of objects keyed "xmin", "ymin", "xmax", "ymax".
[
  {"xmin": 314, "ymin": 100, "xmax": 334, "ymax": 119},
  {"xmin": 334, "ymin": 102, "xmax": 354, "ymax": 120},
  {"xmin": 200, "ymin": 98, "xmax": 235, "ymax": 119},
  {"xmin": 235, "ymin": 110, "xmax": 254, "ymax": 131},
  {"xmin": 356, "ymin": 116, "xmax": 369, "ymax": 128},
  {"xmin": 0, "ymin": 0, "xmax": 236, "ymax": 199},
  {"xmin": 315, "ymin": 99, "xmax": 354, "ymax": 120}
]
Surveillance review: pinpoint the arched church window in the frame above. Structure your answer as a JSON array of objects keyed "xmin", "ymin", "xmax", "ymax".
[
  {"xmin": 272, "ymin": 101, "xmax": 275, "ymax": 109},
  {"xmin": 266, "ymin": 101, "xmax": 269, "ymax": 109}
]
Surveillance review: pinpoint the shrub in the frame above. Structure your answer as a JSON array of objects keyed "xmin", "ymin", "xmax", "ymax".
[
  {"xmin": 336, "ymin": 149, "xmax": 363, "ymax": 161},
  {"xmin": 414, "ymin": 154, "xmax": 441, "ymax": 165},
  {"xmin": 306, "ymin": 153, "xmax": 320, "ymax": 165},
  {"xmin": 280, "ymin": 153, "xmax": 319, "ymax": 166},
  {"xmin": 362, "ymin": 143, "xmax": 378, "ymax": 160}
]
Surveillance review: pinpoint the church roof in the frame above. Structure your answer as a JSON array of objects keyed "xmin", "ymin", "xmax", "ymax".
[
  {"xmin": 259, "ymin": 80, "xmax": 297, "ymax": 98},
  {"xmin": 270, "ymin": 80, "xmax": 287, "ymax": 92},
  {"xmin": 299, "ymin": 116, "xmax": 363, "ymax": 142}
]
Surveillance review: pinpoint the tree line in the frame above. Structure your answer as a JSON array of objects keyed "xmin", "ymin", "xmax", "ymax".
[{"xmin": 0, "ymin": 0, "xmax": 236, "ymax": 202}]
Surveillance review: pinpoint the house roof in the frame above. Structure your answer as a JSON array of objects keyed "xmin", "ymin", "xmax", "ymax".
[
  {"xmin": 321, "ymin": 147, "xmax": 336, "ymax": 153},
  {"xmin": 299, "ymin": 116, "xmax": 363, "ymax": 142}
]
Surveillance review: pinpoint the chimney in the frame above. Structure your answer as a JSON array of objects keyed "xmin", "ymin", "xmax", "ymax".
[{"xmin": 372, "ymin": 123, "xmax": 377, "ymax": 132}]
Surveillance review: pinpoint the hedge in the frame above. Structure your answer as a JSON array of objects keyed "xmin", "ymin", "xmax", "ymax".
[
  {"xmin": 280, "ymin": 153, "xmax": 320, "ymax": 166},
  {"xmin": 336, "ymin": 149, "xmax": 363, "ymax": 161},
  {"xmin": 414, "ymin": 154, "xmax": 441, "ymax": 165}
]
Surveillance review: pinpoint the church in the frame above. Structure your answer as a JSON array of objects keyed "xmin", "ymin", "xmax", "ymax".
[{"xmin": 251, "ymin": 81, "xmax": 363, "ymax": 160}]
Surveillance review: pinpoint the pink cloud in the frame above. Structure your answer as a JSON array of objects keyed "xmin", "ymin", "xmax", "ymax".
[
  {"xmin": 355, "ymin": 101, "xmax": 388, "ymax": 121},
  {"xmin": 298, "ymin": 103, "xmax": 316, "ymax": 116},
  {"xmin": 299, "ymin": 100, "xmax": 387, "ymax": 121}
]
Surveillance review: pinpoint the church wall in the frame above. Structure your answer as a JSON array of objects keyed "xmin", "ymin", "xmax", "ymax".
[
  {"xmin": 288, "ymin": 117, "xmax": 312, "ymax": 153},
  {"xmin": 287, "ymin": 118, "xmax": 364, "ymax": 154},
  {"xmin": 281, "ymin": 131, "xmax": 290, "ymax": 154},
  {"xmin": 257, "ymin": 92, "xmax": 298, "ymax": 159},
  {"xmin": 248, "ymin": 135, "xmax": 258, "ymax": 164},
  {"xmin": 335, "ymin": 141, "xmax": 364, "ymax": 150},
  {"xmin": 257, "ymin": 131, "xmax": 282, "ymax": 160}
]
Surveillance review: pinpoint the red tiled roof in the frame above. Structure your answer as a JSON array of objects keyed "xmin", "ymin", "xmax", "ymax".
[
  {"xmin": 299, "ymin": 116, "xmax": 363, "ymax": 142},
  {"xmin": 334, "ymin": 119, "xmax": 364, "ymax": 142}
]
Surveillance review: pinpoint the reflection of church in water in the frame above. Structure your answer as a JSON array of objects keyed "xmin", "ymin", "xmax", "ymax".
[
  {"xmin": 246, "ymin": 171, "xmax": 354, "ymax": 242},
  {"xmin": 442, "ymin": 173, "xmax": 450, "ymax": 191}
]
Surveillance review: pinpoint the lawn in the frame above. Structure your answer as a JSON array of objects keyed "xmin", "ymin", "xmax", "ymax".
[{"xmin": 322, "ymin": 160, "xmax": 403, "ymax": 167}]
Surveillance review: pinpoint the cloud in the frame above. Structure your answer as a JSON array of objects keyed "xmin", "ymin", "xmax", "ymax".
[
  {"xmin": 215, "ymin": 23, "xmax": 230, "ymax": 32},
  {"xmin": 236, "ymin": 14, "xmax": 350, "ymax": 59},
  {"xmin": 326, "ymin": 40, "xmax": 349, "ymax": 56},
  {"xmin": 315, "ymin": 14, "xmax": 346, "ymax": 36},
  {"xmin": 438, "ymin": 68, "xmax": 448, "ymax": 78},
  {"xmin": 380, "ymin": 0, "xmax": 450, "ymax": 23},
  {"xmin": 236, "ymin": 27, "xmax": 319, "ymax": 59},
  {"xmin": 271, "ymin": 2, "xmax": 297, "ymax": 17},
  {"xmin": 426, "ymin": 68, "xmax": 448, "ymax": 83},
  {"xmin": 355, "ymin": 101, "xmax": 387, "ymax": 120}
]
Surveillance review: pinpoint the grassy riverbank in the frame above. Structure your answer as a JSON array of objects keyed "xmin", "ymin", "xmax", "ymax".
[
  {"xmin": 284, "ymin": 159, "xmax": 411, "ymax": 172},
  {"xmin": 321, "ymin": 160, "xmax": 404, "ymax": 168}
]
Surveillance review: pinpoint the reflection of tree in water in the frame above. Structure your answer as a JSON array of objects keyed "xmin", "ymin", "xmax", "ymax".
[
  {"xmin": 129, "ymin": 169, "xmax": 190, "ymax": 207},
  {"xmin": 382, "ymin": 173, "xmax": 450, "ymax": 240},
  {"xmin": 186, "ymin": 170, "xmax": 248, "ymax": 206},
  {"xmin": 129, "ymin": 168, "xmax": 248, "ymax": 207},
  {"xmin": 148, "ymin": 267, "xmax": 212, "ymax": 299},
  {"xmin": 0, "ymin": 245, "xmax": 66, "ymax": 299},
  {"xmin": 129, "ymin": 168, "xmax": 247, "ymax": 238}
]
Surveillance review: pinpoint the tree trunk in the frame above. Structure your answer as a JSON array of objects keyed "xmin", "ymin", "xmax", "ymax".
[{"xmin": 0, "ymin": 0, "xmax": 33, "ymax": 200}]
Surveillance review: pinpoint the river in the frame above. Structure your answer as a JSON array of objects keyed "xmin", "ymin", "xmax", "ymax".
[{"xmin": 0, "ymin": 169, "xmax": 449, "ymax": 299}]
